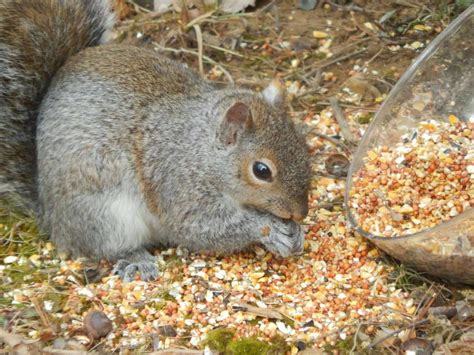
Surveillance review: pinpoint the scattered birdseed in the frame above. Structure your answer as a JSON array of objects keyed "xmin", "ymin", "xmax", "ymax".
[
  {"xmin": 1, "ymin": 175, "xmax": 414, "ymax": 351},
  {"xmin": 1, "ymin": 108, "xmax": 418, "ymax": 352},
  {"xmin": 350, "ymin": 117, "xmax": 474, "ymax": 237}
]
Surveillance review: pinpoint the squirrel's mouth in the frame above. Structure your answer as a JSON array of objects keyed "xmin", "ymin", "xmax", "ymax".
[
  {"xmin": 271, "ymin": 206, "xmax": 307, "ymax": 222},
  {"xmin": 269, "ymin": 196, "xmax": 308, "ymax": 222}
]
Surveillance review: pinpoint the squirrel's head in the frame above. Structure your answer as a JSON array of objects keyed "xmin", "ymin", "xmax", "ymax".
[{"xmin": 216, "ymin": 80, "xmax": 311, "ymax": 221}]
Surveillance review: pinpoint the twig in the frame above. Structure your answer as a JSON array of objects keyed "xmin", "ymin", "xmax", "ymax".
[
  {"xmin": 153, "ymin": 43, "xmax": 234, "ymax": 84},
  {"xmin": 326, "ymin": 0, "xmax": 365, "ymax": 12},
  {"xmin": 205, "ymin": 44, "xmax": 246, "ymax": 58},
  {"xmin": 294, "ymin": 87, "xmax": 320, "ymax": 99},
  {"xmin": 312, "ymin": 132, "xmax": 352, "ymax": 153},
  {"xmin": 307, "ymin": 200, "xmax": 344, "ymax": 214},
  {"xmin": 300, "ymin": 48, "xmax": 367, "ymax": 80},
  {"xmin": 184, "ymin": 10, "xmax": 215, "ymax": 30},
  {"xmin": 125, "ymin": 0, "xmax": 151, "ymax": 13},
  {"xmin": 232, "ymin": 301, "xmax": 284, "ymax": 320},
  {"xmin": 365, "ymin": 48, "xmax": 384, "ymax": 66},
  {"xmin": 315, "ymin": 101, "xmax": 377, "ymax": 112},
  {"xmin": 31, "ymin": 297, "xmax": 52, "ymax": 329},
  {"xmin": 313, "ymin": 171, "xmax": 346, "ymax": 180},
  {"xmin": 351, "ymin": 322, "xmax": 365, "ymax": 353},
  {"xmin": 192, "ymin": 25, "xmax": 204, "ymax": 77},
  {"xmin": 258, "ymin": 0, "xmax": 277, "ymax": 15},
  {"xmin": 394, "ymin": 0, "xmax": 421, "ymax": 8},
  {"xmin": 368, "ymin": 319, "xmax": 429, "ymax": 349},
  {"xmin": 144, "ymin": 7, "xmax": 174, "ymax": 20},
  {"xmin": 329, "ymin": 97, "xmax": 358, "ymax": 145},
  {"xmin": 416, "ymin": 291, "xmax": 438, "ymax": 321},
  {"xmin": 295, "ymin": 70, "xmax": 322, "ymax": 98},
  {"xmin": 235, "ymin": 78, "xmax": 261, "ymax": 87}
]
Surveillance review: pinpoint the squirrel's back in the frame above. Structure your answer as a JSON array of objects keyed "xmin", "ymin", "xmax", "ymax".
[{"xmin": 0, "ymin": 0, "xmax": 114, "ymax": 209}]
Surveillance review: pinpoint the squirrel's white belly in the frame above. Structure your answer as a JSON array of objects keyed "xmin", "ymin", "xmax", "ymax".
[{"xmin": 107, "ymin": 191, "xmax": 158, "ymax": 253}]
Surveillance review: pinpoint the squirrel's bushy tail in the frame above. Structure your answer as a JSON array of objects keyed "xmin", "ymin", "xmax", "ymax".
[{"xmin": 0, "ymin": 0, "xmax": 115, "ymax": 210}]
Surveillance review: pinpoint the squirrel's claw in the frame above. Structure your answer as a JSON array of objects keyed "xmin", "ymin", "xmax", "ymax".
[
  {"xmin": 262, "ymin": 222, "xmax": 305, "ymax": 258},
  {"xmin": 112, "ymin": 256, "xmax": 159, "ymax": 282}
]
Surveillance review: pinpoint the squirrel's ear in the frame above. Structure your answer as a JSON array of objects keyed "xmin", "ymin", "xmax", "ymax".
[
  {"xmin": 262, "ymin": 79, "xmax": 286, "ymax": 106},
  {"xmin": 219, "ymin": 102, "xmax": 253, "ymax": 146}
]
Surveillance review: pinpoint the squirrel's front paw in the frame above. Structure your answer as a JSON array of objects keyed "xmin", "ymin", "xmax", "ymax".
[
  {"xmin": 112, "ymin": 259, "xmax": 159, "ymax": 282},
  {"xmin": 260, "ymin": 219, "xmax": 305, "ymax": 258}
]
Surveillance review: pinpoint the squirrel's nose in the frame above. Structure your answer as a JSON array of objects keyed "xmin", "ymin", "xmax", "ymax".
[{"xmin": 291, "ymin": 203, "xmax": 308, "ymax": 222}]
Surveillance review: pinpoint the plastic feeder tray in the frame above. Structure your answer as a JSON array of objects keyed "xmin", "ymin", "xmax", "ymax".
[{"xmin": 344, "ymin": 6, "xmax": 474, "ymax": 285}]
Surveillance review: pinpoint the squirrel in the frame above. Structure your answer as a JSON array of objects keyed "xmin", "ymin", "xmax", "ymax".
[{"xmin": 0, "ymin": 0, "xmax": 311, "ymax": 282}]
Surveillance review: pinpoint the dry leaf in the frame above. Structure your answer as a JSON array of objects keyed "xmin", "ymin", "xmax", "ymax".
[
  {"xmin": 220, "ymin": 0, "xmax": 255, "ymax": 14},
  {"xmin": 154, "ymin": 0, "xmax": 173, "ymax": 11},
  {"xmin": 113, "ymin": 0, "xmax": 131, "ymax": 19},
  {"xmin": 0, "ymin": 329, "xmax": 41, "ymax": 355}
]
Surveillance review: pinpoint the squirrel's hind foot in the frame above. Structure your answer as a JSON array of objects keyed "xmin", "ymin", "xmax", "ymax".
[{"xmin": 112, "ymin": 249, "xmax": 159, "ymax": 282}]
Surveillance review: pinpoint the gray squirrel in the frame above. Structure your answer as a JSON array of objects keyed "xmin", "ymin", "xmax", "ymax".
[{"xmin": 0, "ymin": 0, "xmax": 310, "ymax": 282}]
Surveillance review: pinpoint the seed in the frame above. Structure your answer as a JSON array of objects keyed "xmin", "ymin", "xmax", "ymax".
[{"xmin": 351, "ymin": 119, "xmax": 473, "ymax": 237}]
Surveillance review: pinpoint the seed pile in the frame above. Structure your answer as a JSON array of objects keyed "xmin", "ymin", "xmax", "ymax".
[
  {"xmin": 1, "ymin": 211, "xmax": 414, "ymax": 351},
  {"xmin": 350, "ymin": 116, "xmax": 474, "ymax": 237}
]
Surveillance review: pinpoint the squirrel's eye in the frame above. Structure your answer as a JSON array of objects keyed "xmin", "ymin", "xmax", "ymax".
[{"xmin": 253, "ymin": 161, "xmax": 272, "ymax": 181}]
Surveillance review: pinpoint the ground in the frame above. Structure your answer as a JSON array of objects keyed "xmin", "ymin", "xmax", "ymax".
[{"xmin": 1, "ymin": 0, "xmax": 473, "ymax": 354}]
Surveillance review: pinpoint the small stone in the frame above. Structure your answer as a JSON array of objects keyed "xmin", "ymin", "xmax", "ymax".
[
  {"xmin": 456, "ymin": 302, "xmax": 473, "ymax": 321},
  {"xmin": 84, "ymin": 310, "xmax": 113, "ymax": 340},
  {"xmin": 157, "ymin": 325, "xmax": 177, "ymax": 337},
  {"xmin": 3, "ymin": 255, "xmax": 18, "ymax": 264}
]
